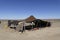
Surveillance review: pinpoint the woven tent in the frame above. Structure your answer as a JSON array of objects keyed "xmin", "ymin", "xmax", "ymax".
[
  {"xmin": 25, "ymin": 15, "xmax": 36, "ymax": 23},
  {"xmin": 32, "ymin": 19, "xmax": 51, "ymax": 28}
]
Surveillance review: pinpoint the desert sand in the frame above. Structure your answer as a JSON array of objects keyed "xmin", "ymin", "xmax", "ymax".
[{"xmin": 0, "ymin": 21, "xmax": 60, "ymax": 40}]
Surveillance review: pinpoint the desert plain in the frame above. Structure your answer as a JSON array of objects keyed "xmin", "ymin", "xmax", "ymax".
[{"xmin": 0, "ymin": 19, "xmax": 60, "ymax": 40}]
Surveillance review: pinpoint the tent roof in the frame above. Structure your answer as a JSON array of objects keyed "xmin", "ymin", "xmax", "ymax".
[{"xmin": 25, "ymin": 15, "xmax": 36, "ymax": 23}]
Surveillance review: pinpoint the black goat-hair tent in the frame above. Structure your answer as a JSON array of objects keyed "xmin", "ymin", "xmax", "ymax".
[
  {"xmin": 25, "ymin": 19, "xmax": 51, "ymax": 30},
  {"xmin": 8, "ymin": 19, "xmax": 51, "ymax": 30},
  {"xmin": 32, "ymin": 19, "xmax": 51, "ymax": 28}
]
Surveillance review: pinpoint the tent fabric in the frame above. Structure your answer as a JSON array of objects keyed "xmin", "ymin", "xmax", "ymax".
[{"xmin": 25, "ymin": 15, "xmax": 36, "ymax": 23}]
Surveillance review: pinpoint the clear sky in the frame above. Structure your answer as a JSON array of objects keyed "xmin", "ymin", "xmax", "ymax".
[{"xmin": 0, "ymin": 0, "xmax": 60, "ymax": 19}]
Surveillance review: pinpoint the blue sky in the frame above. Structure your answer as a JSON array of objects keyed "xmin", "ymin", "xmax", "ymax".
[{"xmin": 0, "ymin": 0, "xmax": 60, "ymax": 19}]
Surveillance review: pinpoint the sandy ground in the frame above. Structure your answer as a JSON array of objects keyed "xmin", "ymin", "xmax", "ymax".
[{"xmin": 0, "ymin": 21, "xmax": 60, "ymax": 40}]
